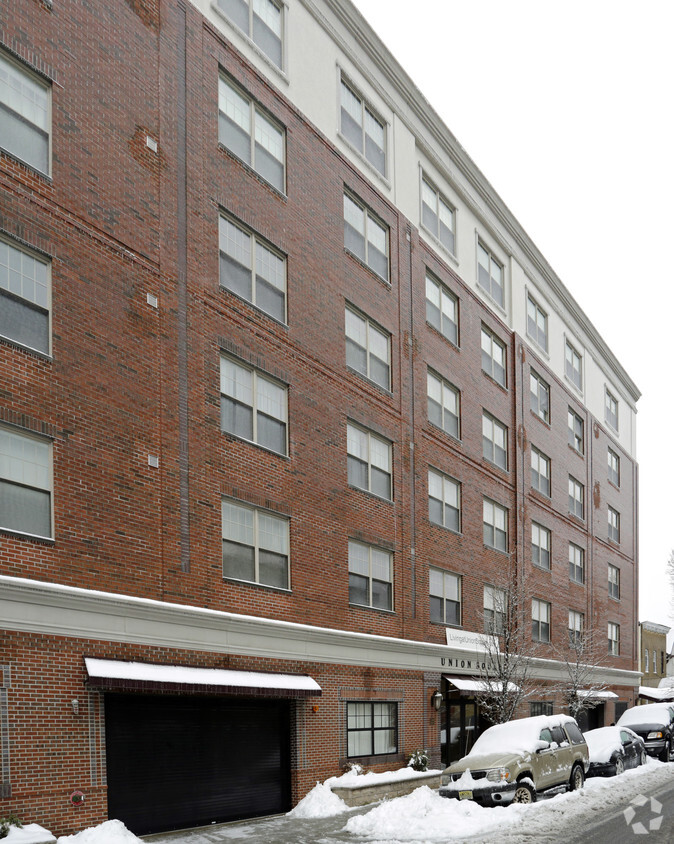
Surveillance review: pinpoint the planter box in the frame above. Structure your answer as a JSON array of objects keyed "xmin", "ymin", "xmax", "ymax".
[{"xmin": 331, "ymin": 772, "xmax": 441, "ymax": 807}]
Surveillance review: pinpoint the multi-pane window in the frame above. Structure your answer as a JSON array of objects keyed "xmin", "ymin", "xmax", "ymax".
[
  {"xmin": 348, "ymin": 540, "xmax": 393, "ymax": 611},
  {"xmin": 608, "ymin": 448, "xmax": 620, "ymax": 487},
  {"xmin": 343, "ymin": 193, "xmax": 389, "ymax": 281},
  {"xmin": 527, "ymin": 295, "xmax": 548, "ymax": 351},
  {"xmin": 481, "ymin": 326, "xmax": 506, "ymax": 387},
  {"xmin": 482, "ymin": 412, "xmax": 507, "ymax": 470},
  {"xmin": 483, "ymin": 498, "xmax": 508, "ymax": 552},
  {"xmin": 216, "ymin": 0, "xmax": 284, "ymax": 68},
  {"xmin": 565, "ymin": 340, "xmax": 582, "ymax": 391},
  {"xmin": 531, "ymin": 522, "xmax": 551, "ymax": 570},
  {"xmin": 569, "ymin": 610, "xmax": 584, "ymax": 647},
  {"xmin": 221, "ymin": 498, "xmax": 289, "ymax": 588},
  {"xmin": 645, "ymin": 649, "xmax": 649, "ymax": 673},
  {"xmin": 568, "ymin": 476, "xmax": 584, "ymax": 519},
  {"xmin": 605, "ymin": 388, "xmax": 619, "ymax": 431},
  {"xmin": 531, "ymin": 702, "xmax": 553, "ymax": 717},
  {"xmin": 428, "ymin": 468, "xmax": 460, "ymax": 533},
  {"xmin": 531, "ymin": 447, "xmax": 551, "ymax": 496},
  {"xmin": 568, "ymin": 408, "xmax": 584, "ymax": 454},
  {"xmin": 608, "ymin": 564, "xmax": 620, "ymax": 600},
  {"xmin": 608, "ymin": 622, "xmax": 620, "ymax": 656},
  {"xmin": 340, "ymin": 78, "xmax": 386, "ymax": 176},
  {"xmin": 0, "ymin": 51, "xmax": 50, "ymax": 175},
  {"xmin": 220, "ymin": 357, "xmax": 287, "ymax": 455},
  {"xmin": 347, "ymin": 702, "xmax": 397, "ymax": 757},
  {"xmin": 345, "ymin": 307, "xmax": 390, "ymax": 390},
  {"xmin": 427, "ymin": 370, "xmax": 460, "ymax": 439},
  {"xmin": 421, "ymin": 176, "xmax": 455, "ymax": 254},
  {"xmin": 347, "ymin": 423, "xmax": 392, "ymax": 500},
  {"xmin": 425, "ymin": 272, "xmax": 458, "ymax": 345},
  {"xmin": 483, "ymin": 585, "xmax": 506, "ymax": 635},
  {"xmin": 0, "ymin": 238, "xmax": 50, "ymax": 354},
  {"xmin": 219, "ymin": 215, "xmax": 286, "ymax": 321},
  {"xmin": 530, "ymin": 371, "xmax": 550, "ymax": 423},
  {"xmin": 532, "ymin": 599, "xmax": 551, "ymax": 643},
  {"xmin": 429, "ymin": 568, "xmax": 461, "ymax": 626},
  {"xmin": 608, "ymin": 506, "xmax": 620, "ymax": 543},
  {"xmin": 218, "ymin": 76, "xmax": 285, "ymax": 192},
  {"xmin": 569, "ymin": 542, "xmax": 585, "ymax": 584},
  {"xmin": 477, "ymin": 242, "xmax": 504, "ymax": 307},
  {"xmin": 0, "ymin": 427, "xmax": 52, "ymax": 538}
]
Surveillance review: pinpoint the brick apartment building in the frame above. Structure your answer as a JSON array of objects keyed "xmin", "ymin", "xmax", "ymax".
[{"xmin": 0, "ymin": 0, "xmax": 640, "ymax": 836}]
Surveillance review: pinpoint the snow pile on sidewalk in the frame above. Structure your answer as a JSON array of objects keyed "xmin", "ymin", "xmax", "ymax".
[
  {"xmin": 56, "ymin": 820, "xmax": 143, "ymax": 844},
  {"xmin": 2, "ymin": 824, "xmax": 56, "ymax": 844}
]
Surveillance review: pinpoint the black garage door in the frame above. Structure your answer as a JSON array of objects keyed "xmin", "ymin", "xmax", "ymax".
[{"xmin": 105, "ymin": 693, "xmax": 291, "ymax": 835}]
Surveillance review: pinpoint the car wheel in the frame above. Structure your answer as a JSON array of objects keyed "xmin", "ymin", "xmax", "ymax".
[
  {"xmin": 569, "ymin": 763, "xmax": 585, "ymax": 791},
  {"xmin": 659, "ymin": 742, "xmax": 669, "ymax": 762},
  {"xmin": 512, "ymin": 781, "xmax": 536, "ymax": 804},
  {"xmin": 614, "ymin": 755, "xmax": 624, "ymax": 776},
  {"xmin": 640, "ymin": 750, "xmax": 647, "ymax": 766}
]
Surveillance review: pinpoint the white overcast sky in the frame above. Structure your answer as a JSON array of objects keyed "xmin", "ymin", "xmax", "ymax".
[{"xmin": 351, "ymin": 0, "xmax": 674, "ymax": 640}]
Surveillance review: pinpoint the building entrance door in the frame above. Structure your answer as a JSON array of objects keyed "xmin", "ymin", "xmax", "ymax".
[{"xmin": 444, "ymin": 695, "xmax": 479, "ymax": 765}]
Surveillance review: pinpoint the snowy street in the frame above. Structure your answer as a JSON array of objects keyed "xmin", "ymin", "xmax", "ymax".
[{"xmin": 39, "ymin": 760, "xmax": 673, "ymax": 844}]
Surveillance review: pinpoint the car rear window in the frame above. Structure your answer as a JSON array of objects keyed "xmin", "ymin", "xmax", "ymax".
[{"xmin": 564, "ymin": 721, "xmax": 585, "ymax": 745}]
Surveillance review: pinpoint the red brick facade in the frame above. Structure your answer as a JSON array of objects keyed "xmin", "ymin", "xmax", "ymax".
[{"xmin": 0, "ymin": 0, "xmax": 638, "ymax": 836}]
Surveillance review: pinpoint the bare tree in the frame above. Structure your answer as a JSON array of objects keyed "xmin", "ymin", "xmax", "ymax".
[
  {"xmin": 554, "ymin": 629, "xmax": 609, "ymax": 721},
  {"xmin": 476, "ymin": 570, "xmax": 538, "ymax": 725}
]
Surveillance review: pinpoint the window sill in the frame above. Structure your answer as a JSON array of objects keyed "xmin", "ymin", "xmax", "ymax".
[
  {"xmin": 476, "ymin": 283, "xmax": 507, "ymax": 318},
  {"xmin": 211, "ymin": 3, "xmax": 289, "ymax": 85},
  {"xmin": 481, "ymin": 369, "xmax": 508, "ymax": 393},
  {"xmin": 348, "ymin": 484, "xmax": 393, "ymax": 505},
  {"xmin": 568, "ymin": 443, "xmax": 585, "ymax": 459},
  {"xmin": 220, "ymin": 428, "xmax": 289, "ymax": 461},
  {"xmin": 346, "ymin": 365, "xmax": 393, "ymax": 397},
  {"xmin": 0, "ymin": 334, "xmax": 52, "ymax": 362},
  {"xmin": 427, "ymin": 420, "xmax": 462, "ymax": 447},
  {"xmin": 530, "ymin": 486, "xmax": 551, "ymax": 501},
  {"xmin": 341, "ymin": 752, "xmax": 402, "ymax": 767},
  {"xmin": 217, "ymin": 143, "xmax": 287, "ymax": 200},
  {"xmin": 608, "ymin": 478, "xmax": 621, "ymax": 492},
  {"xmin": 425, "ymin": 320, "xmax": 460, "ymax": 352},
  {"xmin": 419, "ymin": 225, "xmax": 459, "ymax": 268},
  {"xmin": 428, "ymin": 520, "xmax": 462, "ymax": 538},
  {"xmin": 532, "ymin": 563, "xmax": 552, "ymax": 574},
  {"xmin": 344, "ymin": 247, "xmax": 391, "ymax": 287},
  {"xmin": 223, "ymin": 576, "xmax": 291, "ymax": 594},
  {"xmin": 482, "ymin": 456, "xmax": 509, "ymax": 475},
  {"xmin": 483, "ymin": 544, "xmax": 509, "ymax": 557},
  {"xmin": 530, "ymin": 410, "xmax": 550, "ymax": 428},
  {"xmin": 568, "ymin": 512, "xmax": 585, "ymax": 525},
  {"xmin": 526, "ymin": 333, "xmax": 550, "ymax": 361},
  {"xmin": 0, "ymin": 527, "xmax": 54, "ymax": 545},
  {"xmin": 563, "ymin": 373, "xmax": 584, "ymax": 398},
  {"xmin": 0, "ymin": 146, "xmax": 52, "ymax": 183},
  {"xmin": 569, "ymin": 578, "xmax": 586, "ymax": 588},
  {"xmin": 348, "ymin": 602, "xmax": 395, "ymax": 615},
  {"xmin": 337, "ymin": 131, "xmax": 391, "ymax": 190},
  {"xmin": 218, "ymin": 285, "xmax": 288, "ymax": 329}
]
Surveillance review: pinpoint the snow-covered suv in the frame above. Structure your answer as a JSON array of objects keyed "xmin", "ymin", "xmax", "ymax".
[{"xmin": 439, "ymin": 714, "xmax": 589, "ymax": 805}]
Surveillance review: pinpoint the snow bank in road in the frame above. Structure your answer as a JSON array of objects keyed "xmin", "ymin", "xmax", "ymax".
[
  {"xmin": 55, "ymin": 820, "xmax": 143, "ymax": 844},
  {"xmin": 286, "ymin": 782, "xmax": 351, "ymax": 818}
]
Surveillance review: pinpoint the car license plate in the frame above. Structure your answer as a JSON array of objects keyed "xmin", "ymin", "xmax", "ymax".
[{"xmin": 458, "ymin": 790, "xmax": 473, "ymax": 800}]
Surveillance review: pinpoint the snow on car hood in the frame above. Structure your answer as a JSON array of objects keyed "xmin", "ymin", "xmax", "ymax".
[{"xmin": 618, "ymin": 703, "xmax": 672, "ymax": 727}]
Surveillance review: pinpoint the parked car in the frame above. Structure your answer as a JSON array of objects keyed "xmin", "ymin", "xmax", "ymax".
[
  {"xmin": 439, "ymin": 714, "xmax": 588, "ymax": 805},
  {"xmin": 584, "ymin": 726, "xmax": 647, "ymax": 777},
  {"xmin": 616, "ymin": 703, "xmax": 674, "ymax": 762}
]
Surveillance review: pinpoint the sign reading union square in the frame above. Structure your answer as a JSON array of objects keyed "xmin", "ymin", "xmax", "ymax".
[{"xmin": 441, "ymin": 628, "xmax": 497, "ymax": 673}]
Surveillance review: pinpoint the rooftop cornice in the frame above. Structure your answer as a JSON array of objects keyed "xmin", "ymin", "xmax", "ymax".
[{"xmin": 310, "ymin": 0, "xmax": 640, "ymax": 403}]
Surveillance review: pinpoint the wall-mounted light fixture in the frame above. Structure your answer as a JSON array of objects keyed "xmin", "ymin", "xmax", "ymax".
[
  {"xmin": 430, "ymin": 690, "xmax": 443, "ymax": 711},
  {"xmin": 71, "ymin": 699, "xmax": 80, "ymax": 715}
]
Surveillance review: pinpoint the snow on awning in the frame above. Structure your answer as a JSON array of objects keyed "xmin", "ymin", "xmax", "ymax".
[
  {"xmin": 576, "ymin": 689, "xmax": 618, "ymax": 700},
  {"xmin": 639, "ymin": 685, "xmax": 674, "ymax": 702},
  {"xmin": 84, "ymin": 657, "xmax": 321, "ymax": 698},
  {"xmin": 444, "ymin": 675, "xmax": 520, "ymax": 694}
]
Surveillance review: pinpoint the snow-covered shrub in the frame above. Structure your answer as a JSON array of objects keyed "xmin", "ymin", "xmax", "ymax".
[
  {"xmin": 407, "ymin": 749, "xmax": 429, "ymax": 771},
  {"xmin": 0, "ymin": 813, "xmax": 22, "ymax": 839}
]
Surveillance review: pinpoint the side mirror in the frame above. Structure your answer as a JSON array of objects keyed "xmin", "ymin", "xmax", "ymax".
[{"xmin": 534, "ymin": 740, "xmax": 550, "ymax": 753}]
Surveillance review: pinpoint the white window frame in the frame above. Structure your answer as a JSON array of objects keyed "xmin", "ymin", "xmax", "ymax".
[
  {"xmin": 481, "ymin": 325, "xmax": 507, "ymax": 387},
  {"xmin": 532, "ymin": 598, "xmax": 551, "ymax": 643},
  {"xmin": 0, "ymin": 50, "xmax": 51, "ymax": 176},
  {"xmin": 569, "ymin": 542, "xmax": 585, "ymax": 584},
  {"xmin": 477, "ymin": 240, "xmax": 504, "ymax": 308},
  {"xmin": 532, "ymin": 522, "xmax": 551, "ymax": 570},
  {"xmin": 568, "ymin": 408, "xmax": 584, "ymax": 454},
  {"xmin": 421, "ymin": 173, "xmax": 456, "ymax": 256},
  {"xmin": 569, "ymin": 610, "xmax": 584, "ymax": 647},
  {"xmin": 429, "ymin": 567, "xmax": 461, "ymax": 626},
  {"xmin": 645, "ymin": 649, "xmax": 649, "ymax": 673},
  {"xmin": 608, "ymin": 447, "xmax": 620, "ymax": 487},
  {"xmin": 568, "ymin": 475, "xmax": 584, "ymax": 520},
  {"xmin": 219, "ymin": 213, "xmax": 286, "ymax": 322},
  {"xmin": 427, "ymin": 370, "xmax": 460, "ymax": 440},
  {"xmin": 483, "ymin": 584, "xmax": 506, "ymax": 634},
  {"xmin": 526, "ymin": 294, "xmax": 548, "ymax": 352},
  {"xmin": 530, "ymin": 370, "xmax": 550, "ymax": 423},
  {"xmin": 0, "ymin": 236, "xmax": 51, "ymax": 355},
  {"xmin": 339, "ymin": 74, "xmax": 387, "ymax": 177},
  {"xmin": 221, "ymin": 497, "xmax": 289, "ymax": 589},
  {"xmin": 347, "ymin": 422, "xmax": 392, "ymax": 500},
  {"xmin": 608, "ymin": 506, "xmax": 620, "ymax": 543},
  {"xmin": 215, "ymin": 0, "xmax": 285, "ymax": 70},
  {"xmin": 425, "ymin": 271, "xmax": 458, "ymax": 345},
  {"xmin": 0, "ymin": 425, "xmax": 53, "ymax": 539},
  {"xmin": 218, "ymin": 74, "xmax": 286, "ymax": 193},
  {"xmin": 483, "ymin": 498, "xmax": 508, "ymax": 553},
  {"xmin": 345, "ymin": 306, "xmax": 391, "ymax": 390},
  {"xmin": 605, "ymin": 387, "xmax": 619, "ymax": 432},
  {"xmin": 482, "ymin": 412, "xmax": 508, "ymax": 470},
  {"xmin": 564, "ymin": 339, "xmax": 583, "ymax": 393},
  {"xmin": 608, "ymin": 564, "xmax": 620, "ymax": 600},
  {"xmin": 348, "ymin": 539, "xmax": 393, "ymax": 611},
  {"xmin": 608, "ymin": 622, "xmax": 620, "ymax": 656},
  {"xmin": 428, "ymin": 468, "xmax": 461, "ymax": 533},
  {"xmin": 343, "ymin": 191, "xmax": 389, "ymax": 282},
  {"xmin": 531, "ymin": 446, "xmax": 551, "ymax": 496}
]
